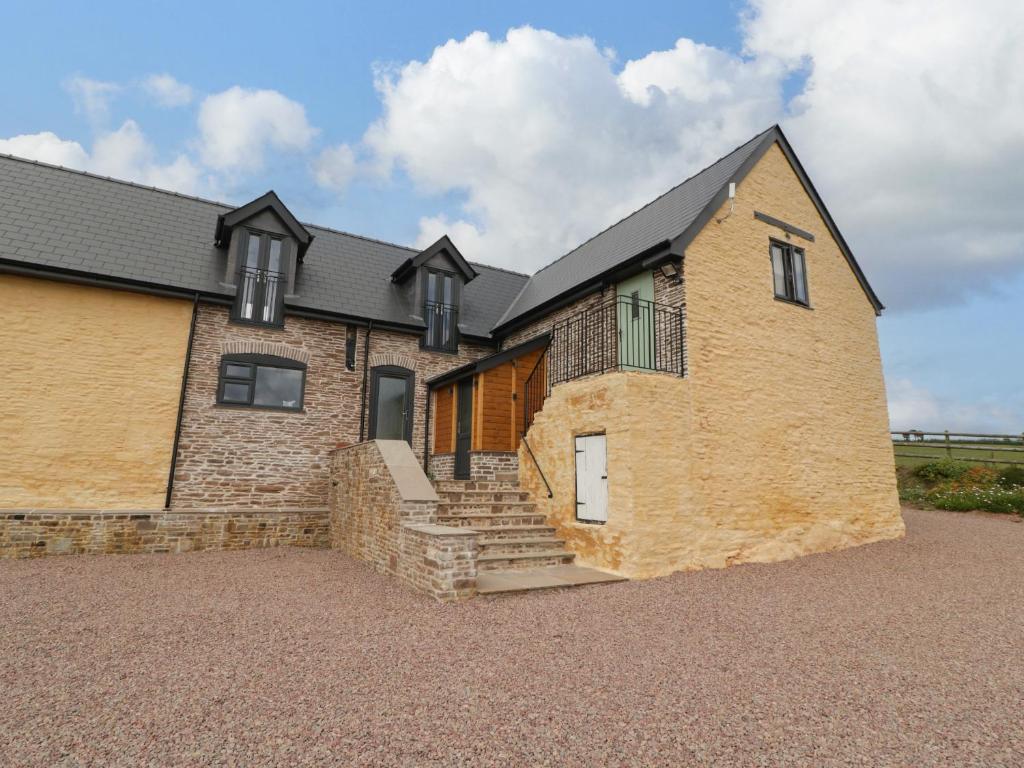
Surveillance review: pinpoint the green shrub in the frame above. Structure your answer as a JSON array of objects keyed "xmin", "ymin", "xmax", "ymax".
[
  {"xmin": 915, "ymin": 459, "xmax": 972, "ymax": 482},
  {"xmin": 996, "ymin": 465, "xmax": 1024, "ymax": 488},
  {"xmin": 898, "ymin": 485, "xmax": 927, "ymax": 504},
  {"xmin": 927, "ymin": 486, "xmax": 1024, "ymax": 516}
]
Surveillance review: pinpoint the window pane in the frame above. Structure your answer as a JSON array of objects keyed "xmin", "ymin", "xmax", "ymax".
[
  {"xmin": 442, "ymin": 274, "xmax": 454, "ymax": 305},
  {"xmin": 225, "ymin": 363, "xmax": 251, "ymax": 379},
  {"xmin": 793, "ymin": 250, "xmax": 808, "ymax": 303},
  {"xmin": 771, "ymin": 245, "xmax": 787, "ymax": 297},
  {"xmin": 267, "ymin": 239, "xmax": 282, "ymax": 273},
  {"xmin": 426, "ymin": 272, "xmax": 437, "ymax": 303},
  {"xmin": 222, "ymin": 381, "xmax": 251, "ymax": 403},
  {"xmin": 375, "ymin": 376, "xmax": 407, "ymax": 439},
  {"xmin": 245, "ymin": 233, "xmax": 261, "ymax": 269},
  {"xmin": 254, "ymin": 366, "xmax": 303, "ymax": 409}
]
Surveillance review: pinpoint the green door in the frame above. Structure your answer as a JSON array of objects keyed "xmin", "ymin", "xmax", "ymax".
[{"xmin": 616, "ymin": 271, "xmax": 655, "ymax": 370}]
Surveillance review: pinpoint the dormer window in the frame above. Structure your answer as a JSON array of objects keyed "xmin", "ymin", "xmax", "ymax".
[
  {"xmin": 235, "ymin": 229, "xmax": 286, "ymax": 326},
  {"xmin": 424, "ymin": 269, "xmax": 459, "ymax": 352}
]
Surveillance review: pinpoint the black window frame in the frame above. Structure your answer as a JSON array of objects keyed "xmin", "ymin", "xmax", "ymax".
[
  {"xmin": 216, "ymin": 353, "xmax": 307, "ymax": 412},
  {"xmin": 770, "ymin": 239, "xmax": 811, "ymax": 307},
  {"xmin": 232, "ymin": 228, "xmax": 287, "ymax": 328},
  {"xmin": 422, "ymin": 267, "xmax": 460, "ymax": 353}
]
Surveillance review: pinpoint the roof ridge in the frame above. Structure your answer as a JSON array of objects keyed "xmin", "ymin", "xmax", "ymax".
[
  {"xmin": 525, "ymin": 125, "xmax": 777, "ymax": 281},
  {"xmin": 468, "ymin": 261, "xmax": 530, "ymax": 278}
]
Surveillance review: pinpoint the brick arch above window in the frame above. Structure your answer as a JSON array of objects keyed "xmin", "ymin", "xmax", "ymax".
[
  {"xmin": 368, "ymin": 352, "xmax": 420, "ymax": 371},
  {"xmin": 221, "ymin": 340, "xmax": 310, "ymax": 365}
]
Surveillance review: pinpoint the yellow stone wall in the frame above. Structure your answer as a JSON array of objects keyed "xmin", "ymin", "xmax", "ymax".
[
  {"xmin": 0, "ymin": 274, "xmax": 192, "ymax": 508},
  {"xmin": 518, "ymin": 142, "xmax": 904, "ymax": 578}
]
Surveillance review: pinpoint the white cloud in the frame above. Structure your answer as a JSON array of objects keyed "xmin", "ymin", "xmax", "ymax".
[
  {"xmin": 197, "ymin": 86, "xmax": 318, "ymax": 171},
  {"xmin": 312, "ymin": 143, "xmax": 357, "ymax": 191},
  {"xmin": 742, "ymin": 0, "xmax": 1024, "ymax": 310},
  {"xmin": 0, "ymin": 122, "xmax": 200, "ymax": 195},
  {"xmin": 364, "ymin": 27, "xmax": 781, "ymax": 273},
  {"xmin": 0, "ymin": 132, "xmax": 89, "ymax": 168},
  {"xmin": 142, "ymin": 73, "xmax": 194, "ymax": 107},
  {"xmin": 64, "ymin": 76, "xmax": 120, "ymax": 124},
  {"xmin": 887, "ymin": 378, "xmax": 1022, "ymax": 434}
]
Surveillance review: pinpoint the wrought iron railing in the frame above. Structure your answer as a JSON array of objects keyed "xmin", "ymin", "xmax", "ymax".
[
  {"xmin": 235, "ymin": 266, "xmax": 284, "ymax": 326},
  {"xmin": 424, "ymin": 301, "xmax": 459, "ymax": 352},
  {"xmin": 522, "ymin": 295, "xmax": 685, "ymax": 432}
]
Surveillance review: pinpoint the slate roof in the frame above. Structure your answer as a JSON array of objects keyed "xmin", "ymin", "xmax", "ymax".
[
  {"xmin": 0, "ymin": 154, "xmax": 528, "ymax": 338},
  {"xmin": 494, "ymin": 127, "xmax": 776, "ymax": 329}
]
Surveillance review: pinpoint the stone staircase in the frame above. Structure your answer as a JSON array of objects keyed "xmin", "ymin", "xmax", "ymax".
[{"xmin": 434, "ymin": 475, "xmax": 576, "ymax": 571}]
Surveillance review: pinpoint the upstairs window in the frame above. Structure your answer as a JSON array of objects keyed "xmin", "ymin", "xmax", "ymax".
[
  {"xmin": 423, "ymin": 268, "xmax": 459, "ymax": 352},
  {"xmin": 217, "ymin": 354, "xmax": 306, "ymax": 411},
  {"xmin": 235, "ymin": 229, "xmax": 286, "ymax": 326},
  {"xmin": 770, "ymin": 241, "xmax": 809, "ymax": 306}
]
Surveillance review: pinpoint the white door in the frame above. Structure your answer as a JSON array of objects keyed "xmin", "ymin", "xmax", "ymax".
[{"xmin": 575, "ymin": 434, "xmax": 608, "ymax": 523}]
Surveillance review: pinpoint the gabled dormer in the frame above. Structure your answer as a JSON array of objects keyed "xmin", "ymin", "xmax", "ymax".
[
  {"xmin": 391, "ymin": 235, "xmax": 477, "ymax": 353},
  {"xmin": 214, "ymin": 191, "xmax": 313, "ymax": 327}
]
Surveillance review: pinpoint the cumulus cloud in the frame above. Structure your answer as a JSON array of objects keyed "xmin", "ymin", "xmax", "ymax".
[
  {"xmin": 365, "ymin": 27, "xmax": 781, "ymax": 274},
  {"xmin": 312, "ymin": 143, "xmax": 357, "ymax": 191},
  {"xmin": 197, "ymin": 86, "xmax": 318, "ymax": 171},
  {"xmin": 0, "ymin": 122, "xmax": 201, "ymax": 195},
  {"xmin": 64, "ymin": 76, "xmax": 120, "ymax": 124},
  {"xmin": 742, "ymin": 0, "xmax": 1024, "ymax": 310},
  {"xmin": 142, "ymin": 73, "xmax": 194, "ymax": 107},
  {"xmin": 887, "ymin": 378, "xmax": 1022, "ymax": 434}
]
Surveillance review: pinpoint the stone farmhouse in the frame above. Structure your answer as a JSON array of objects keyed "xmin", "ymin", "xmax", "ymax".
[{"xmin": 0, "ymin": 125, "xmax": 904, "ymax": 599}]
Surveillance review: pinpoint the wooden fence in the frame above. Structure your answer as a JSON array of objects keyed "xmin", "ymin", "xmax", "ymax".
[{"xmin": 892, "ymin": 430, "xmax": 1024, "ymax": 466}]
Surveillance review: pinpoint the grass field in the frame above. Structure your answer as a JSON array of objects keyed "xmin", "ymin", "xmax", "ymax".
[{"xmin": 893, "ymin": 437, "xmax": 1024, "ymax": 468}]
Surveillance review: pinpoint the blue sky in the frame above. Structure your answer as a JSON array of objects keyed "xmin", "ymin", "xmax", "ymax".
[{"xmin": 2, "ymin": 0, "xmax": 1022, "ymax": 432}]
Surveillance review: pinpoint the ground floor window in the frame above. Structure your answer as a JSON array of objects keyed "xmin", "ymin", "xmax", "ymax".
[{"xmin": 217, "ymin": 354, "xmax": 306, "ymax": 411}]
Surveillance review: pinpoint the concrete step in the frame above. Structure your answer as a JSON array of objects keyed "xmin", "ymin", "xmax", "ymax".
[
  {"xmin": 437, "ymin": 500, "xmax": 537, "ymax": 516},
  {"xmin": 437, "ymin": 512, "xmax": 549, "ymax": 528},
  {"xmin": 436, "ymin": 489, "xmax": 530, "ymax": 503},
  {"xmin": 476, "ymin": 565, "xmax": 627, "ymax": 595},
  {"xmin": 477, "ymin": 550, "xmax": 576, "ymax": 571}
]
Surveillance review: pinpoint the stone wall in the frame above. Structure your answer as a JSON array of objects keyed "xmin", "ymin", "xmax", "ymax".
[
  {"xmin": 428, "ymin": 451, "xmax": 517, "ymax": 481},
  {"xmin": 429, "ymin": 453, "xmax": 455, "ymax": 480},
  {"xmin": 0, "ymin": 274, "xmax": 193, "ymax": 509},
  {"xmin": 171, "ymin": 305, "xmax": 494, "ymax": 509},
  {"xmin": 330, "ymin": 440, "xmax": 477, "ymax": 601},
  {"xmin": 0, "ymin": 508, "xmax": 328, "ymax": 559},
  {"xmin": 518, "ymin": 141, "xmax": 903, "ymax": 579}
]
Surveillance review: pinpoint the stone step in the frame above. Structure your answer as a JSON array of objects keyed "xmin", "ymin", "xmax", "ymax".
[
  {"xmin": 472, "ymin": 524, "xmax": 556, "ymax": 541},
  {"xmin": 477, "ymin": 550, "xmax": 576, "ymax": 571},
  {"xmin": 435, "ymin": 489, "xmax": 530, "ymax": 503},
  {"xmin": 477, "ymin": 537, "xmax": 566, "ymax": 556},
  {"xmin": 437, "ymin": 500, "xmax": 537, "ymax": 515},
  {"xmin": 434, "ymin": 480, "xmax": 521, "ymax": 493},
  {"xmin": 437, "ymin": 512, "xmax": 549, "ymax": 528}
]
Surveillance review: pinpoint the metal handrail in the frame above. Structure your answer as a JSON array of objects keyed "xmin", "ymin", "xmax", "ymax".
[
  {"xmin": 521, "ymin": 434, "xmax": 553, "ymax": 498},
  {"xmin": 236, "ymin": 266, "xmax": 284, "ymax": 325},
  {"xmin": 424, "ymin": 300, "xmax": 459, "ymax": 352}
]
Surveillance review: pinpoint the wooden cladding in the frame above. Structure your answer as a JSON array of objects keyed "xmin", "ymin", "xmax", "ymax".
[{"xmin": 431, "ymin": 346, "xmax": 545, "ymax": 455}]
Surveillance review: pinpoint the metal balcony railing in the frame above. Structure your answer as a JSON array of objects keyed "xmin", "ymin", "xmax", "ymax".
[
  {"xmin": 523, "ymin": 295, "xmax": 686, "ymax": 432},
  {"xmin": 424, "ymin": 301, "xmax": 459, "ymax": 352},
  {"xmin": 235, "ymin": 266, "xmax": 284, "ymax": 326}
]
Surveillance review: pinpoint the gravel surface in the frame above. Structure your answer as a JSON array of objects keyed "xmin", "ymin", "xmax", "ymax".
[{"xmin": 2, "ymin": 508, "xmax": 1022, "ymax": 767}]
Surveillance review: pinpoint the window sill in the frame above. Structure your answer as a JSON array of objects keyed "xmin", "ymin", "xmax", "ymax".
[
  {"xmin": 773, "ymin": 296, "xmax": 813, "ymax": 310},
  {"xmin": 420, "ymin": 345, "xmax": 461, "ymax": 355},
  {"xmin": 229, "ymin": 317, "xmax": 286, "ymax": 329},
  {"xmin": 215, "ymin": 403, "xmax": 305, "ymax": 414}
]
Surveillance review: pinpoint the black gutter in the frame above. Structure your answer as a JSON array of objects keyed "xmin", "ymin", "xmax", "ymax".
[
  {"xmin": 164, "ymin": 293, "xmax": 200, "ymax": 509},
  {"xmin": 358, "ymin": 321, "xmax": 373, "ymax": 441}
]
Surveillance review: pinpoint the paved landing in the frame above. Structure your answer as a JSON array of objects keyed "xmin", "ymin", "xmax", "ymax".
[{"xmin": 476, "ymin": 564, "xmax": 627, "ymax": 595}]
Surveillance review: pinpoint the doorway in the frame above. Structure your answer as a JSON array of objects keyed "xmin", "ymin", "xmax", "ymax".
[
  {"xmin": 369, "ymin": 366, "xmax": 414, "ymax": 443},
  {"xmin": 454, "ymin": 378, "xmax": 473, "ymax": 479},
  {"xmin": 616, "ymin": 271, "xmax": 655, "ymax": 370}
]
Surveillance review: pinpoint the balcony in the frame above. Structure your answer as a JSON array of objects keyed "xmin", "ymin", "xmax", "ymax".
[
  {"xmin": 523, "ymin": 295, "xmax": 686, "ymax": 431},
  {"xmin": 424, "ymin": 300, "xmax": 459, "ymax": 352},
  {"xmin": 234, "ymin": 266, "xmax": 284, "ymax": 326}
]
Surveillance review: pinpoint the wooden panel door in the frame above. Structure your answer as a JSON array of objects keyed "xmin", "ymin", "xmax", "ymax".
[{"xmin": 574, "ymin": 433, "xmax": 608, "ymax": 523}]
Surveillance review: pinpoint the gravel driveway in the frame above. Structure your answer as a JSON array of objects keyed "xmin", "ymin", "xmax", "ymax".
[{"xmin": 2, "ymin": 508, "xmax": 1022, "ymax": 767}]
